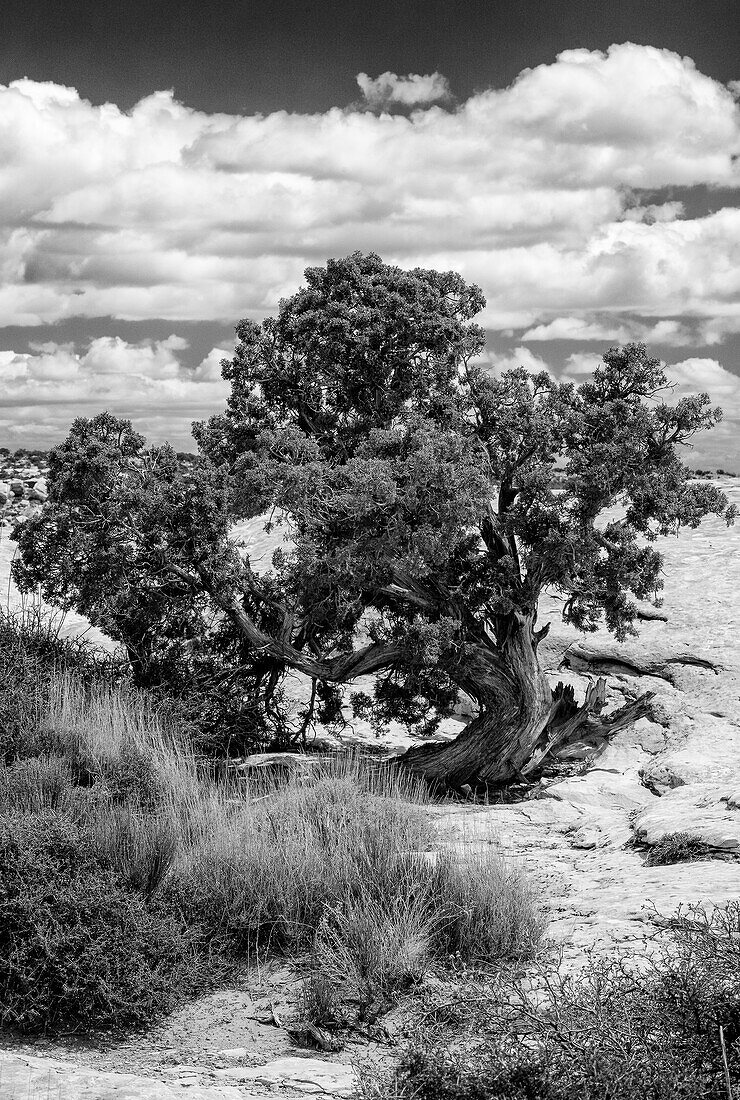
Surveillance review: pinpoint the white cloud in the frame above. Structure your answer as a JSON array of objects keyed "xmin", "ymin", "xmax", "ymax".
[
  {"xmin": 1, "ymin": 44, "xmax": 740, "ymax": 449},
  {"xmin": 479, "ymin": 346, "xmax": 554, "ymax": 377},
  {"xmin": 667, "ymin": 357, "xmax": 740, "ymax": 407},
  {"xmin": 522, "ymin": 316, "xmax": 721, "ymax": 348},
  {"xmin": 356, "ymin": 71, "xmax": 452, "ymax": 110},
  {"xmin": 0, "ymin": 337, "xmax": 231, "ymax": 444},
  {"xmin": 523, "ymin": 317, "xmax": 634, "ymax": 342}
]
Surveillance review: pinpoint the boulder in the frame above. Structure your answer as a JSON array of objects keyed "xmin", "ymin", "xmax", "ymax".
[
  {"xmin": 632, "ymin": 783, "xmax": 740, "ymax": 851},
  {"xmin": 9, "ymin": 479, "xmax": 24, "ymax": 496},
  {"xmin": 28, "ymin": 478, "xmax": 47, "ymax": 502}
]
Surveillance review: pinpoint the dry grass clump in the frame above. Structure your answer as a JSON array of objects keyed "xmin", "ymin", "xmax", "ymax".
[
  {"xmin": 0, "ymin": 616, "xmax": 547, "ymax": 1033},
  {"xmin": 431, "ymin": 850, "xmax": 546, "ymax": 962}
]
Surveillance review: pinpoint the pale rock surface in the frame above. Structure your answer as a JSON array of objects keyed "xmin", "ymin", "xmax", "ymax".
[
  {"xmin": 640, "ymin": 718, "xmax": 740, "ymax": 789},
  {"xmin": 216, "ymin": 1056, "xmax": 359, "ymax": 1096},
  {"xmin": 633, "ymin": 783, "xmax": 740, "ymax": 850},
  {"xmin": 0, "ymin": 1051, "xmax": 246, "ymax": 1100}
]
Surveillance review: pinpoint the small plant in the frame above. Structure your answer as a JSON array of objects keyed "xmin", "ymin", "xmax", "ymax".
[
  {"xmin": 432, "ymin": 849, "xmax": 547, "ymax": 962},
  {"xmin": 0, "ymin": 605, "xmax": 123, "ymax": 763},
  {"xmin": 0, "ymin": 753, "xmax": 75, "ymax": 814},
  {"xmin": 644, "ymin": 831, "xmax": 711, "ymax": 866},
  {"xmin": 298, "ymin": 968, "xmax": 343, "ymax": 1029},
  {"xmin": 86, "ymin": 802, "xmax": 181, "ymax": 897}
]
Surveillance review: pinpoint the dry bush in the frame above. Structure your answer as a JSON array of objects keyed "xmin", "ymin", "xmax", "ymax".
[
  {"xmin": 168, "ymin": 773, "xmax": 432, "ymax": 951},
  {"xmin": 311, "ymin": 891, "xmax": 434, "ymax": 1017},
  {"xmin": 644, "ymin": 831, "xmax": 712, "ymax": 866},
  {"xmin": 0, "ymin": 812, "xmax": 200, "ymax": 1033},
  {"xmin": 86, "ymin": 802, "xmax": 182, "ymax": 897},
  {"xmin": 394, "ymin": 902, "xmax": 740, "ymax": 1100},
  {"xmin": 0, "ymin": 753, "xmax": 76, "ymax": 814},
  {"xmin": 0, "ymin": 628, "xmax": 547, "ymax": 1035},
  {"xmin": 44, "ymin": 673, "xmax": 198, "ymax": 811}
]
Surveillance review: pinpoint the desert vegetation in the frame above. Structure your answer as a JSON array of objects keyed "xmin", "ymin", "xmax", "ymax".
[
  {"xmin": 0, "ymin": 607, "xmax": 544, "ymax": 1037},
  {"xmin": 2, "ymin": 255, "xmax": 739, "ymax": 1095},
  {"xmin": 381, "ymin": 902, "xmax": 740, "ymax": 1099}
]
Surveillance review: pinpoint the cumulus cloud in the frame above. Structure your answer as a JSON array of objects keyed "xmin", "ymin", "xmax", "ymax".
[
  {"xmin": 522, "ymin": 318, "xmax": 634, "ymax": 342},
  {"xmin": 479, "ymin": 346, "xmax": 554, "ymax": 377},
  {"xmin": 356, "ymin": 70, "xmax": 452, "ymax": 110},
  {"xmin": 0, "ymin": 337, "xmax": 230, "ymax": 445},
  {"xmin": 1, "ymin": 43, "xmax": 740, "ymax": 450},
  {"xmin": 667, "ymin": 356, "xmax": 740, "ymax": 407},
  {"xmin": 521, "ymin": 316, "xmax": 713, "ymax": 347}
]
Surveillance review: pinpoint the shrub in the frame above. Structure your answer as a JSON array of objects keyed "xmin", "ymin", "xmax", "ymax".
[
  {"xmin": 298, "ymin": 968, "xmax": 343, "ymax": 1028},
  {"xmin": 86, "ymin": 802, "xmax": 181, "ymax": 897},
  {"xmin": 644, "ymin": 830, "xmax": 712, "ymax": 865},
  {"xmin": 166, "ymin": 774, "xmax": 432, "ymax": 952},
  {"xmin": 43, "ymin": 673, "xmax": 188, "ymax": 810},
  {"xmin": 170, "ymin": 767, "xmax": 545, "ymax": 1024},
  {"xmin": 311, "ymin": 891, "xmax": 434, "ymax": 1019},
  {"xmin": 0, "ymin": 605, "xmax": 124, "ymax": 763},
  {"xmin": 431, "ymin": 849, "xmax": 547, "ymax": 962},
  {"xmin": 0, "ymin": 811, "xmax": 199, "ymax": 1032},
  {"xmin": 0, "ymin": 753, "xmax": 76, "ymax": 814},
  {"xmin": 394, "ymin": 902, "xmax": 740, "ymax": 1100}
]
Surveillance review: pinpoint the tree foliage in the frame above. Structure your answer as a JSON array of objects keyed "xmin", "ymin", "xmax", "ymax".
[{"xmin": 13, "ymin": 253, "xmax": 736, "ymax": 778}]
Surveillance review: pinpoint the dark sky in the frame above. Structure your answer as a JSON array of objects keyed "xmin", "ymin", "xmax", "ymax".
[{"xmin": 2, "ymin": 0, "xmax": 738, "ymax": 113}]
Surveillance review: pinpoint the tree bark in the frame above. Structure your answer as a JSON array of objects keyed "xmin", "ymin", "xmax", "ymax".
[
  {"xmin": 397, "ymin": 614, "xmax": 554, "ymax": 788},
  {"xmin": 397, "ymin": 614, "xmax": 654, "ymax": 789}
]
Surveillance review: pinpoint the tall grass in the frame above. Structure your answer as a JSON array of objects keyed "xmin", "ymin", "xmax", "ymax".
[{"xmin": 0, "ymin": 617, "xmax": 547, "ymax": 1032}]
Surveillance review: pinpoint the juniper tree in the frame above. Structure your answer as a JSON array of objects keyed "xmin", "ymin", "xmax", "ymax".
[{"xmin": 13, "ymin": 253, "xmax": 735, "ymax": 785}]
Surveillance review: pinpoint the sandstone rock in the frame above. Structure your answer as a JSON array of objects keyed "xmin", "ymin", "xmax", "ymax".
[
  {"xmin": 633, "ymin": 719, "xmax": 667, "ymax": 754},
  {"xmin": 216, "ymin": 1055, "xmax": 359, "ymax": 1096},
  {"xmin": 0, "ymin": 1051, "xmax": 245, "ymax": 1099},
  {"xmin": 28, "ymin": 478, "xmax": 47, "ymax": 502},
  {"xmin": 217, "ymin": 1047, "xmax": 252, "ymax": 1060},
  {"xmin": 634, "ymin": 600, "xmax": 668, "ymax": 622},
  {"xmin": 570, "ymin": 827, "xmax": 602, "ymax": 849},
  {"xmin": 9, "ymin": 479, "xmax": 24, "ymax": 496},
  {"xmin": 633, "ymin": 783, "xmax": 740, "ymax": 851},
  {"xmin": 641, "ymin": 718, "xmax": 740, "ymax": 790},
  {"xmin": 547, "ymin": 770, "xmax": 653, "ymax": 815}
]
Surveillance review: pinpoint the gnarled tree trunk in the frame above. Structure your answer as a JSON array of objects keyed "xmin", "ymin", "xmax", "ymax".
[{"xmin": 397, "ymin": 613, "xmax": 653, "ymax": 789}]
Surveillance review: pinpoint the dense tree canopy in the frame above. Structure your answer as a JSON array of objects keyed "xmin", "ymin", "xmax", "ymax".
[{"xmin": 13, "ymin": 253, "xmax": 736, "ymax": 784}]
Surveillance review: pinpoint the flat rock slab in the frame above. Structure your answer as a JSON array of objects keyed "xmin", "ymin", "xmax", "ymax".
[
  {"xmin": 633, "ymin": 783, "xmax": 740, "ymax": 850},
  {"xmin": 0, "ymin": 1052, "xmax": 247, "ymax": 1100},
  {"xmin": 216, "ymin": 1055, "xmax": 359, "ymax": 1096}
]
